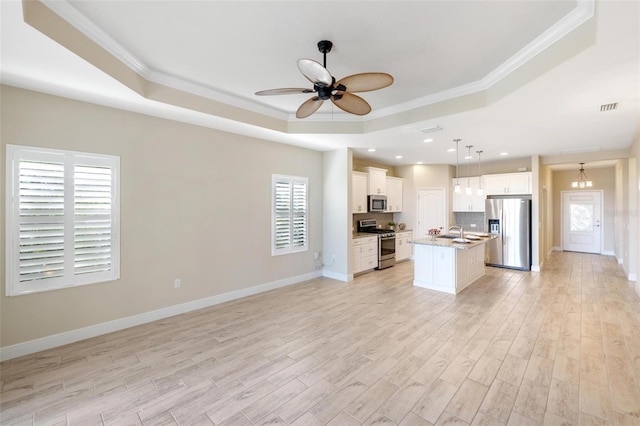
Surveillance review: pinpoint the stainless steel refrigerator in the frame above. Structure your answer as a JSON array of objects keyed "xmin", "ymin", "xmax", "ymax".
[{"xmin": 485, "ymin": 196, "xmax": 532, "ymax": 270}]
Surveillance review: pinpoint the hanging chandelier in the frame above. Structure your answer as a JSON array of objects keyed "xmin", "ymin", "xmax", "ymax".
[{"xmin": 571, "ymin": 163, "xmax": 593, "ymax": 188}]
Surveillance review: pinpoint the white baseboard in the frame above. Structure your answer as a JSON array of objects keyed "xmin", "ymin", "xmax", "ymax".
[
  {"xmin": 602, "ymin": 250, "xmax": 615, "ymax": 256},
  {"xmin": 323, "ymin": 269, "xmax": 351, "ymax": 282},
  {"xmin": 617, "ymin": 256, "xmax": 624, "ymax": 265},
  {"xmin": 629, "ymin": 273, "xmax": 637, "ymax": 282},
  {"xmin": 0, "ymin": 270, "xmax": 322, "ymax": 362},
  {"xmin": 531, "ymin": 264, "xmax": 541, "ymax": 272}
]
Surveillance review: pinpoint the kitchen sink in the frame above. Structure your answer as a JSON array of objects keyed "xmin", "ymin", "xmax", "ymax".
[{"xmin": 437, "ymin": 234, "xmax": 461, "ymax": 239}]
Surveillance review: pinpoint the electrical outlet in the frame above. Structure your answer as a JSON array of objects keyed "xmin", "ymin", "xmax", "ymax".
[
  {"xmin": 314, "ymin": 251, "xmax": 320, "ymax": 260},
  {"xmin": 174, "ymin": 278, "xmax": 181, "ymax": 288}
]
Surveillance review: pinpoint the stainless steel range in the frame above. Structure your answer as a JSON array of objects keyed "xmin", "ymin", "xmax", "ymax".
[{"xmin": 358, "ymin": 219, "xmax": 396, "ymax": 269}]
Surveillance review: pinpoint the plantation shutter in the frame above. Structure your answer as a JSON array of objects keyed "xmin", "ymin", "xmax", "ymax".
[
  {"xmin": 6, "ymin": 145, "xmax": 120, "ymax": 296},
  {"xmin": 274, "ymin": 179, "xmax": 292, "ymax": 252},
  {"xmin": 291, "ymin": 179, "xmax": 307, "ymax": 248},
  {"xmin": 74, "ymin": 165, "xmax": 113, "ymax": 279},
  {"xmin": 18, "ymin": 159, "xmax": 66, "ymax": 285},
  {"xmin": 272, "ymin": 175, "xmax": 308, "ymax": 256}
]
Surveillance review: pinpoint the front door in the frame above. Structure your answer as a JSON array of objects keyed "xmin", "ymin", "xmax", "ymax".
[
  {"xmin": 417, "ymin": 188, "xmax": 447, "ymax": 241},
  {"xmin": 562, "ymin": 190, "xmax": 603, "ymax": 254}
]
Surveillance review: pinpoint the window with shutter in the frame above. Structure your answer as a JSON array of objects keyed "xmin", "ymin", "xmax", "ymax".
[
  {"xmin": 6, "ymin": 145, "xmax": 120, "ymax": 296},
  {"xmin": 272, "ymin": 175, "xmax": 308, "ymax": 256}
]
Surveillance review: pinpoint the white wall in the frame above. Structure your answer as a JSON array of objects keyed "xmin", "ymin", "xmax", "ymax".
[
  {"xmin": 0, "ymin": 85, "xmax": 324, "ymax": 350},
  {"xmin": 322, "ymin": 148, "xmax": 351, "ymax": 281}
]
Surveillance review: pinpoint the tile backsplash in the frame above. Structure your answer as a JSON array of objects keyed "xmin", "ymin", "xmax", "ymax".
[
  {"xmin": 352, "ymin": 212, "xmax": 394, "ymax": 233},
  {"xmin": 453, "ymin": 212, "xmax": 486, "ymax": 232}
]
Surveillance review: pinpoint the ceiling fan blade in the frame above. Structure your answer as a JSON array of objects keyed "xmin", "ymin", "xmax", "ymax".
[
  {"xmin": 297, "ymin": 59, "xmax": 333, "ymax": 87},
  {"xmin": 255, "ymin": 88, "xmax": 314, "ymax": 96},
  {"xmin": 296, "ymin": 97, "xmax": 324, "ymax": 119},
  {"xmin": 331, "ymin": 93, "xmax": 371, "ymax": 115},
  {"xmin": 336, "ymin": 73, "xmax": 394, "ymax": 93}
]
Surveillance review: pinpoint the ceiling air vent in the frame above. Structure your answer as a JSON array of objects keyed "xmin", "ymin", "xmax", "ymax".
[
  {"xmin": 418, "ymin": 125, "xmax": 443, "ymax": 134},
  {"xmin": 600, "ymin": 102, "xmax": 618, "ymax": 112}
]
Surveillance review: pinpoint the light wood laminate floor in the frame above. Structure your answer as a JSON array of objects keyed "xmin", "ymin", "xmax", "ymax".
[{"xmin": 1, "ymin": 252, "xmax": 640, "ymax": 425}]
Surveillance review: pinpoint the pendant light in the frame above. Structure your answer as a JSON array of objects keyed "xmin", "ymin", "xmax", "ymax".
[
  {"xmin": 476, "ymin": 150, "xmax": 484, "ymax": 196},
  {"xmin": 571, "ymin": 162, "xmax": 593, "ymax": 188},
  {"xmin": 465, "ymin": 145, "xmax": 473, "ymax": 195},
  {"xmin": 453, "ymin": 139, "xmax": 461, "ymax": 193}
]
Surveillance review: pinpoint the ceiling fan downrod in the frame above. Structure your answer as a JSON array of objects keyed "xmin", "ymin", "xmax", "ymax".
[{"xmin": 317, "ymin": 40, "xmax": 333, "ymax": 68}]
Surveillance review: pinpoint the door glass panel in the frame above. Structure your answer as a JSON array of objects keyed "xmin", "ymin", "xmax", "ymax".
[{"xmin": 570, "ymin": 203, "xmax": 593, "ymax": 232}]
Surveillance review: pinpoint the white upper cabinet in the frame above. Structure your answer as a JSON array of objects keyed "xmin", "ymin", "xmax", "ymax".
[
  {"xmin": 452, "ymin": 176, "xmax": 484, "ymax": 212},
  {"xmin": 362, "ymin": 167, "xmax": 387, "ymax": 195},
  {"xmin": 352, "ymin": 172, "xmax": 368, "ymax": 214},
  {"xmin": 386, "ymin": 176, "xmax": 403, "ymax": 212},
  {"xmin": 483, "ymin": 172, "xmax": 532, "ymax": 195}
]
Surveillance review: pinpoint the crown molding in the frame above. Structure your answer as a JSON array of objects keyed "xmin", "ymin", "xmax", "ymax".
[
  {"xmin": 370, "ymin": 0, "xmax": 595, "ymax": 119},
  {"xmin": 38, "ymin": 0, "xmax": 594, "ymax": 126},
  {"xmin": 40, "ymin": 0, "xmax": 149, "ymax": 77}
]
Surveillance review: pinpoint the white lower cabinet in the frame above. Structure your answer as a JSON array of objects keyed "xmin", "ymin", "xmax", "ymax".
[
  {"xmin": 395, "ymin": 231, "xmax": 413, "ymax": 261},
  {"xmin": 353, "ymin": 236, "xmax": 378, "ymax": 273},
  {"xmin": 413, "ymin": 243, "xmax": 486, "ymax": 294}
]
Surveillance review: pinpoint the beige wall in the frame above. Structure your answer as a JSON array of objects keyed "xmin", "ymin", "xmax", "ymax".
[
  {"xmin": 393, "ymin": 164, "xmax": 454, "ymax": 236},
  {"xmin": 552, "ymin": 167, "xmax": 616, "ymax": 252},
  {"xmin": 0, "ymin": 85, "xmax": 324, "ymax": 347},
  {"xmin": 540, "ymin": 165, "xmax": 554, "ymax": 259}
]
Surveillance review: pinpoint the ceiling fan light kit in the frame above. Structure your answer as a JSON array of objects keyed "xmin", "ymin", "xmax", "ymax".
[{"xmin": 255, "ymin": 40, "xmax": 393, "ymax": 119}]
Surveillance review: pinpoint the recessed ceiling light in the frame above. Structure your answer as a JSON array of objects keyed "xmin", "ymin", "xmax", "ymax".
[
  {"xmin": 395, "ymin": 155, "xmax": 403, "ymax": 159},
  {"xmin": 367, "ymin": 148, "xmax": 376, "ymax": 152},
  {"xmin": 423, "ymin": 138, "xmax": 433, "ymax": 143},
  {"xmin": 500, "ymin": 152, "xmax": 509, "ymax": 156},
  {"xmin": 447, "ymin": 148, "xmax": 456, "ymax": 152}
]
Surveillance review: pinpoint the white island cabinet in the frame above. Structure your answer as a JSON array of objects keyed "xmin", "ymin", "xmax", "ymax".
[{"xmin": 412, "ymin": 237, "xmax": 492, "ymax": 294}]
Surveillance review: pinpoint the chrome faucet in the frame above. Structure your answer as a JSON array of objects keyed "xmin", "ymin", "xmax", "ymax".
[{"xmin": 448, "ymin": 225, "xmax": 464, "ymax": 238}]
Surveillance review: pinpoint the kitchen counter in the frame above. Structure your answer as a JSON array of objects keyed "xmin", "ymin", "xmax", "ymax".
[
  {"xmin": 412, "ymin": 235, "xmax": 493, "ymax": 294},
  {"xmin": 412, "ymin": 234, "xmax": 494, "ymax": 250}
]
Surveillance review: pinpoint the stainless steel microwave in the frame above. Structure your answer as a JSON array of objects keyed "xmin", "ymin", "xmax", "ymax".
[{"xmin": 368, "ymin": 195, "xmax": 387, "ymax": 212}]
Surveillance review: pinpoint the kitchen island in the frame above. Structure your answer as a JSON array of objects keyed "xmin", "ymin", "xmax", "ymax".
[{"xmin": 412, "ymin": 235, "xmax": 494, "ymax": 294}]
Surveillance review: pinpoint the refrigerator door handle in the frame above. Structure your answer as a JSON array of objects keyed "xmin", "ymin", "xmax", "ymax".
[{"xmin": 501, "ymin": 210, "xmax": 506, "ymax": 246}]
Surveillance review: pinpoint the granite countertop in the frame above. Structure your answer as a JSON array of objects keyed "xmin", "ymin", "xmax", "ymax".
[{"xmin": 412, "ymin": 234, "xmax": 496, "ymax": 250}]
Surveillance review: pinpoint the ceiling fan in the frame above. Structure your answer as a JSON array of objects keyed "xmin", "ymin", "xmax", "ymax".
[{"xmin": 255, "ymin": 40, "xmax": 394, "ymax": 119}]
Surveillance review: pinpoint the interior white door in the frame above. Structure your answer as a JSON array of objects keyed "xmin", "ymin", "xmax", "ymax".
[
  {"xmin": 562, "ymin": 191, "xmax": 602, "ymax": 253},
  {"xmin": 417, "ymin": 188, "xmax": 447, "ymax": 240}
]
